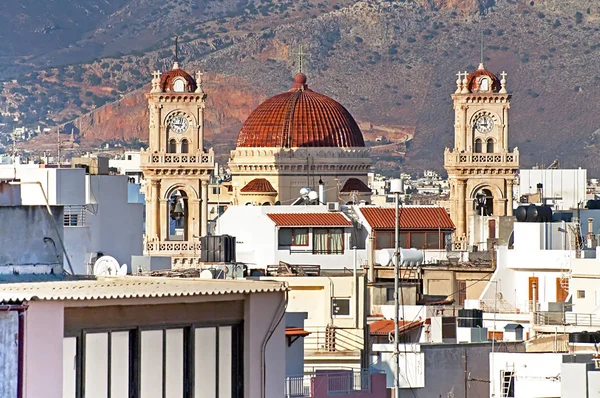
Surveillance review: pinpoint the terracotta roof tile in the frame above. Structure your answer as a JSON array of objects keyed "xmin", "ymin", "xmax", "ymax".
[
  {"xmin": 240, "ymin": 178, "xmax": 277, "ymax": 193},
  {"xmin": 160, "ymin": 68, "xmax": 197, "ymax": 92},
  {"xmin": 369, "ymin": 319, "xmax": 423, "ymax": 336},
  {"xmin": 467, "ymin": 67, "xmax": 501, "ymax": 92},
  {"xmin": 285, "ymin": 327, "xmax": 311, "ymax": 337},
  {"xmin": 236, "ymin": 74, "xmax": 365, "ymax": 149},
  {"xmin": 360, "ymin": 207, "xmax": 455, "ymax": 230},
  {"xmin": 340, "ymin": 178, "xmax": 371, "ymax": 193},
  {"xmin": 267, "ymin": 213, "xmax": 352, "ymax": 227}
]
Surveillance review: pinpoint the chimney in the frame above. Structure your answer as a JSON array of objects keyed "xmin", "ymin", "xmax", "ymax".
[{"xmin": 318, "ymin": 178, "xmax": 325, "ymax": 204}]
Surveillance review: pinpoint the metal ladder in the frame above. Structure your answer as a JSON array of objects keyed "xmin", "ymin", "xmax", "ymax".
[{"xmin": 500, "ymin": 365, "xmax": 515, "ymax": 398}]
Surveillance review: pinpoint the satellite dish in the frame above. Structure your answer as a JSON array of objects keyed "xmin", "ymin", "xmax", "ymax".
[
  {"xmin": 93, "ymin": 256, "xmax": 120, "ymax": 276},
  {"xmin": 299, "ymin": 188, "xmax": 311, "ymax": 196},
  {"xmin": 200, "ymin": 269, "xmax": 216, "ymax": 279},
  {"xmin": 307, "ymin": 191, "xmax": 319, "ymax": 201}
]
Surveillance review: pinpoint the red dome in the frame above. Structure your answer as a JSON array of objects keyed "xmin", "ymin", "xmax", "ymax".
[
  {"xmin": 236, "ymin": 74, "xmax": 365, "ymax": 148},
  {"xmin": 466, "ymin": 65, "xmax": 501, "ymax": 92},
  {"xmin": 160, "ymin": 67, "xmax": 197, "ymax": 92}
]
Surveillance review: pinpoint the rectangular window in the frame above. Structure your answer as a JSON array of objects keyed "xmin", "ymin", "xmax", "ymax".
[
  {"xmin": 332, "ymin": 298, "xmax": 351, "ymax": 317},
  {"xmin": 425, "ymin": 233, "xmax": 442, "ymax": 249},
  {"xmin": 313, "ymin": 228, "xmax": 344, "ymax": 254},
  {"xmin": 410, "ymin": 233, "xmax": 426, "ymax": 249},
  {"xmin": 386, "ymin": 287, "xmax": 395, "ymax": 303},
  {"xmin": 278, "ymin": 228, "xmax": 308, "ymax": 247},
  {"xmin": 65, "ymin": 325, "xmax": 243, "ymax": 398},
  {"xmin": 374, "ymin": 231, "xmax": 409, "ymax": 249},
  {"xmin": 578, "ymin": 290, "xmax": 586, "ymax": 299},
  {"xmin": 64, "ymin": 214, "xmax": 79, "ymax": 227},
  {"xmin": 457, "ymin": 280, "xmax": 467, "ymax": 306}
]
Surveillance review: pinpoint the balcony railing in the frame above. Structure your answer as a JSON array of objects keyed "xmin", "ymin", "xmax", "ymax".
[
  {"xmin": 537, "ymin": 312, "xmax": 600, "ymax": 327},
  {"xmin": 284, "ymin": 370, "xmax": 373, "ymax": 398},
  {"xmin": 141, "ymin": 150, "xmax": 214, "ymax": 167},
  {"xmin": 304, "ymin": 327, "xmax": 364, "ymax": 353},
  {"xmin": 444, "ymin": 149, "xmax": 519, "ymax": 167},
  {"xmin": 144, "ymin": 240, "xmax": 201, "ymax": 255}
]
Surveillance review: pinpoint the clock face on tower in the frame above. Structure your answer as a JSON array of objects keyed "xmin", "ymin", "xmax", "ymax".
[
  {"xmin": 169, "ymin": 115, "xmax": 189, "ymax": 133},
  {"xmin": 475, "ymin": 115, "xmax": 494, "ymax": 134}
]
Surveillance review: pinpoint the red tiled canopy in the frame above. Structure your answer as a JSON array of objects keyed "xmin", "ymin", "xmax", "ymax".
[
  {"xmin": 160, "ymin": 67, "xmax": 197, "ymax": 92},
  {"xmin": 267, "ymin": 213, "xmax": 352, "ymax": 227},
  {"xmin": 369, "ymin": 319, "xmax": 423, "ymax": 336},
  {"xmin": 236, "ymin": 74, "xmax": 365, "ymax": 149},
  {"xmin": 360, "ymin": 207, "xmax": 455, "ymax": 230},
  {"xmin": 467, "ymin": 66, "xmax": 501, "ymax": 92},
  {"xmin": 240, "ymin": 178, "xmax": 277, "ymax": 193},
  {"xmin": 340, "ymin": 178, "xmax": 371, "ymax": 193}
]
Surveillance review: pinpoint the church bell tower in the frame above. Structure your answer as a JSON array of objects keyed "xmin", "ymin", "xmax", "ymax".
[
  {"xmin": 140, "ymin": 60, "xmax": 215, "ymax": 267},
  {"xmin": 444, "ymin": 63, "xmax": 519, "ymax": 249}
]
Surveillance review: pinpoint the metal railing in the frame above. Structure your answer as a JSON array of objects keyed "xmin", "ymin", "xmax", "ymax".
[
  {"xmin": 285, "ymin": 375, "xmax": 313, "ymax": 397},
  {"xmin": 284, "ymin": 370, "xmax": 372, "ymax": 397},
  {"xmin": 327, "ymin": 370, "xmax": 370, "ymax": 395},
  {"xmin": 304, "ymin": 327, "xmax": 364, "ymax": 353},
  {"xmin": 536, "ymin": 312, "xmax": 600, "ymax": 327},
  {"xmin": 478, "ymin": 299, "xmax": 537, "ymax": 314}
]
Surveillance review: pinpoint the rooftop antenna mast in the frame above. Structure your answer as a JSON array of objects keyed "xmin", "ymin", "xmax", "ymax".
[{"xmin": 480, "ymin": 28, "xmax": 484, "ymax": 65}]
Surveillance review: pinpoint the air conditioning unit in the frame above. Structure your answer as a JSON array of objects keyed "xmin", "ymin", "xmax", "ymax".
[{"xmin": 327, "ymin": 202, "xmax": 340, "ymax": 212}]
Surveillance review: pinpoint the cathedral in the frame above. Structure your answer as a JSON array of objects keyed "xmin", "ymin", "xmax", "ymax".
[
  {"xmin": 140, "ymin": 61, "xmax": 371, "ymax": 264},
  {"xmin": 444, "ymin": 63, "xmax": 519, "ymax": 249},
  {"xmin": 228, "ymin": 73, "xmax": 372, "ymax": 206}
]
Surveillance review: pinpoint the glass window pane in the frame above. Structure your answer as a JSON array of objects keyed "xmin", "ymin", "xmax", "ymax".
[
  {"xmin": 165, "ymin": 329, "xmax": 184, "ymax": 398},
  {"xmin": 426, "ymin": 233, "xmax": 441, "ymax": 249},
  {"xmin": 410, "ymin": 233, "xmax": 426, "ymax": 249},
  {"xmin": 140, "ymin": 330, "xmax": 163, "ymax": 398},
  {"xmin": 313, "ymin": 228, "xmax": 328, "ymax": 254},
  {"xmin": 399, "ymin": 233, "xmax": 408, "ymax": 248},
  {"xmin": 293, "ymin": 228, "xmax": 308, "ymax": 246},
  {"xmin": 278, "ymin": 229, "xmax": 292, "ymax": 246},
  {"xmin": 85, "ymin": 333, "xmax": 109, "ymax": 398},
  {"xmin": 330, "ymin": 229, "xmax": 344, "ymax": 253},
  {"xmin": 375, "ymin": 232, "xmax": 392, "ymax": 249},
  {"xmin": 219, "ymin": 326, "xmax": 232, "ymax": 398},
  {"xmin": 111, "ymin": 332, "xmax": 130, "ymax": 397},
  {"xmin": 63, "ymin": 337, "xmax": 77, "ymax": 398},
  {"xmin": 195, "ymin": 327, "xmax": 217, "ymax": 398}
]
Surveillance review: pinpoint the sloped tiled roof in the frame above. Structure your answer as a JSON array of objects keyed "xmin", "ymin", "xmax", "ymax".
[
  {"xmin": 267, "ymin": 213, "xmax": 352, "ymax": 227},
  {"xmin": 369, "ymin": 319, "xmax": 423, "ymax": 336},
  {"xmin": 240, "ymin": 178, "xmax": 277, "ymax": 193},
  {"xmin": 360, "ymin": 207, "xmax": 455, "ymax": 230},
  {"xmin": 340, "ymin": 178, "xmax": 371, "ymax": 193},
  {"xmin": 236, "ymin": 73, "xmax": 365, "ymax": 149}
]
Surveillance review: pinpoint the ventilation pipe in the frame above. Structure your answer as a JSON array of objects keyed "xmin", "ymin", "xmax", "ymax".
[
  {"xmin": 587, "ymin": 218, "xmax": 597, "ymax": 248},
  {"xmin": 318, "ymin": 178, "xmax": 325, "ymax": 204},
  {"xmin": 367, "ymin": 233, "xmax": 375, "ymax": 282}
]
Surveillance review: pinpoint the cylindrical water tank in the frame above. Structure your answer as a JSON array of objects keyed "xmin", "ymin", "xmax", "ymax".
[
  {"xmin": 515, "ymin": 206, "xmax": 528, "ymax": 222},
  {"xmin": 390, "ymin": 179, "xmax": 403, "ymax": 194}
]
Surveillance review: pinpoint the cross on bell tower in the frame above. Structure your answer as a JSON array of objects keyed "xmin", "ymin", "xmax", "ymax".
[{"xmin": 293, "ymin": 44, "xmax": 309, "ymax": 74}]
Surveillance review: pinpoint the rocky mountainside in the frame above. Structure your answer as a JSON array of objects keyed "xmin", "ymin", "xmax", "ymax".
[{"xmin": 5, "ymin": 0, "xmax": 600, "ymax": 175}]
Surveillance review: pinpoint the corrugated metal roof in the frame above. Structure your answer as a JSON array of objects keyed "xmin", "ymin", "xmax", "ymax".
[
  {"xmin": 266, "ymin": 213, "xmax": 352, "ymax": 227},
  {"xmin": 0, "ymin": 276, "xmax": 287, "ymax": 302},
  {"xmin": 369, "ymin": 320, "xmax": 423, "ymax": 336},
  {"xmin": 360, "ymin": 207, "xmax": 455, "ymax": 230}
]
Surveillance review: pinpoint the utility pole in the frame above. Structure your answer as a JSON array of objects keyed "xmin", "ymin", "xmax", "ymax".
[{"xmin": 391, "ymin": 179, "xmax": 403, "ymax": 398}]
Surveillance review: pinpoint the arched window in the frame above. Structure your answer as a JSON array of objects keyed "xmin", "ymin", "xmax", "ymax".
[
  {"xmin": 480, "ymin": 77, "xmax": 489, "ymax": 91},
  {"xmin": 168, "ymin": 139, "xmax": 176, "ymax": 153},
  {"xmin": 173, "ymin": 79, "xmax": 185, "ymax": 92},
  {"xmin": 181, "ymin": 139, "xmax": 189, "ymax": 154},
  {"xmin": 487, "ymin": 138, "xmax": 494, "ymax": 153},
  {"xmin": 474, "ymin": 139, "xmax": 482, "ymax": 153}
]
